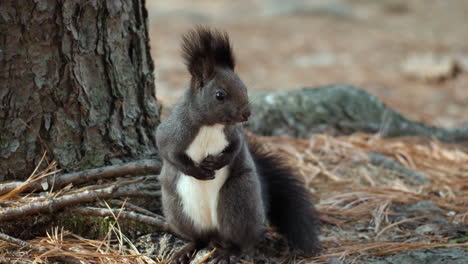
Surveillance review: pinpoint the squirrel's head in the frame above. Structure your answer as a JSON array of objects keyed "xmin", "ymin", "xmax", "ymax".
[{"xmin": 181, "ymin": 26, "xmax": 251, "ymax": 126}]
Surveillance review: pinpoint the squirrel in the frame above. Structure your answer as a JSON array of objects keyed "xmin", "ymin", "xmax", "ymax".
[{"xmin": 156, "ymin": 26, "xmax": 321, "ymax": 263}]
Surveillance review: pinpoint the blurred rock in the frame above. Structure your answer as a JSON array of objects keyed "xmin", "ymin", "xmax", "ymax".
[
  {"xmin": 248, "ymin": 84, "xmax": 390, "ymax": 137},
  {"xmin": 247, "ymin": 84, "xmax": 468, "ymax": 142}
]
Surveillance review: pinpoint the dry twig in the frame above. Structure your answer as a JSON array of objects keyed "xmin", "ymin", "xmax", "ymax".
[
  {"xmin": 108, "ymin": 199, "xmax": 162, "ymax": 218},
  {"xmin": 69, "ymin": 207, "xmax": 169, "ymax": 232}
]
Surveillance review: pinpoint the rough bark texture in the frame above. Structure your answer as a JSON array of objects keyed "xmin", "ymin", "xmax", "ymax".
[{"xmin": 0, "ymin": 0, "xmax": 160, "ymax": 181}]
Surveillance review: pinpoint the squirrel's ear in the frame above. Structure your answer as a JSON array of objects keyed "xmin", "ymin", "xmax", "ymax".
[
  {"xmin": 182, "ymin": 26, "xmax": 235, "ymax": 89},
  {"xmin": 187, "ymin": 58, "xmax": 214, "ymax": 90},
  {"xmin": 189, "ymin": 72, "xmax": 209, "ymax": 90}
]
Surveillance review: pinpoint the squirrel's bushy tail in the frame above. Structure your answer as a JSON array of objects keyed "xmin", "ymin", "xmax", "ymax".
[{"xmin": 249, "ymin": 141, "xmax": 321, "ymax": 257}]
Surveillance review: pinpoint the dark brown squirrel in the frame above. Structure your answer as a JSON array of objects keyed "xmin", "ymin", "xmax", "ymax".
[{"xmin": 156, "ymin": 26, "xmax": 321, "ymax": 263}]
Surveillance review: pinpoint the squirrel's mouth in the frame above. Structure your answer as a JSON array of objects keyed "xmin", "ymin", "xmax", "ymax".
[
  {"xmin": 224, "ymin": 121, "xmax": 240, "ymax": 126},
  {"xmin": 224, "ymin": 117, "xmax": 249, "ymax": 125}
]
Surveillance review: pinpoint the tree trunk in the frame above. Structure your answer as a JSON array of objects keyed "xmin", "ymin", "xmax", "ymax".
[{"xmin": 0, "ymin": 0, "xmax": 160, "ymax": 181}]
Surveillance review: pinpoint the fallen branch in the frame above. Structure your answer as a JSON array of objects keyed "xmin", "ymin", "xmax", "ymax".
[
  {"xmin": 76, "ymin": 175, "xmax": 160, "ymax": 194},
  {"xmin": 0, "ymin": 184, "xmax": 161, "ymax": 221},
  {"xmin": 110, "ymin": 175, "xmax": 160, "ymax": 188},
  {"xmin": 69, "ymin": 207, "xmax": 169, "ymax": 232},
  {"xmin": 0, "ymin": 231, "xmax": 33, "ymax": 249},
  {"xmin": 0, "ymin": 159, "xmax": 161, "ymax": 195},
  {"xmin": 108, "ymin": 199, "xmax": 162, "ymax": 218}
]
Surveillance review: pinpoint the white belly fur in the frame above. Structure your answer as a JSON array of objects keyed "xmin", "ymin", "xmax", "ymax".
[{"xmin": 176, "ymin": 124, "xmax": 229, "ymax": 232}]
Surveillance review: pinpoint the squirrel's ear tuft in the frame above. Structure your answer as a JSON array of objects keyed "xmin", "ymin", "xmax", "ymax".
[{"xmin": 181, "ymin": 26, "xmax": 235, "ymax": 82}]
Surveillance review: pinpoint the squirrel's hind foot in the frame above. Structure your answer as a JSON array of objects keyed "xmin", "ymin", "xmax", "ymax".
[
  {"xmin": 210, "ymin": 248, "xmax": 241, "ymax": 264},
  {"xmin": 171, "ymin": 242, "xmax": 206, "ymax": 264}
]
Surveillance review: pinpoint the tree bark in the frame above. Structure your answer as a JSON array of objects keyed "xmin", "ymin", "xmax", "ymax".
[{"xmin": 0, "ymin": 0, "xmax": 160, "ymax": 181}]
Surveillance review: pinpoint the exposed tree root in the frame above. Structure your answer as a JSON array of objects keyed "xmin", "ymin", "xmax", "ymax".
[
  {"xmin": 0, "ymin": 183, "xmax": 161, "ymax": 221},
  {"xmin": 0, "ymin": 160, "xmax": 167, "ymax": 253},
  {"xmin": 0, "ymin": 159, "xmax": 161, "ymax": 195}
]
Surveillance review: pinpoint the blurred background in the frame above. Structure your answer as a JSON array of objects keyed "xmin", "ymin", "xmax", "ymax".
[{"xmin": 146, "ymin": 0, "xmax": 468, "ymax": 128}]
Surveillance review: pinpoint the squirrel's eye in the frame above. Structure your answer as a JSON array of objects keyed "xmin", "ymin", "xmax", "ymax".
[{"xmin": 215, "ymin": 91, "xmax": 225, "ymax": 101}]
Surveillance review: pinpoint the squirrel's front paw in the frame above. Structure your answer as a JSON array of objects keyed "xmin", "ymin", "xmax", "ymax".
[
  {"xmin": 200, "ymin": 155, "xmax": 226, "ymax": 171},
  {"xmin": 190, "ymin": 166, "xmax": 215, "ymax": 180}
]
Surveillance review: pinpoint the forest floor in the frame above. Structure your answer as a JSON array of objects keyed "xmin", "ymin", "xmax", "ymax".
[
  {"xmin": 1, "ymin": 0, "xmax": 467, "ymax": 263},
  {"xmin": 1, "ymin": 134, "xmax": 466, "ymax": 263}
]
